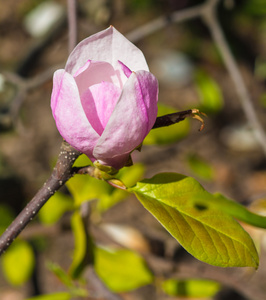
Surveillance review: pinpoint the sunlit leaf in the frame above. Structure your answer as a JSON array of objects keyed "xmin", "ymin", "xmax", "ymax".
[
  {"xmin": 130, "ymin": 173, "xmax": 259, "ymax": 268},
  {"xmin": 69, "ymin": 210, "xmax": 94, "ymax": 278},
  {"xmin": 67, "ymin": 174, "xmax": 112, "ymax": 206},
  {"xmin": 46, "ymin": 262, "xmax": 74, "ymax": 288},
  {"xmin": 26, "ymin": 292, "xmax": 71, "ymax": 300},
  {"xmin": 72, "ymin": 154, "xmax": 92, "ymax": 167},
  {"xmin": 1, "ymin": 240, "xmax": 35, "ymax": 286},
  {"xmin": 144, "ymin": 103, "xmax": 190, "ymax": 145},
  {"xmin": 38, "ymin": 192, "xmax": 74, "ymax": 225},
  {"xmin": 195, "ymin": 193, "xmax": 266, "ymax": 229},
  {"xmin": 162, "ymin": 278, "xmax": 220, "ymax": 297},
  {"xmin": 186, "ymin": 154, "xmax": 214, "ymax": 181},
  {"xmin": 195, "ymin": 69, "xmax": 223, "ymax": 114},
  {"xmin": 95, "ymin": 246, "xmax": 153, "ymax": 292}
]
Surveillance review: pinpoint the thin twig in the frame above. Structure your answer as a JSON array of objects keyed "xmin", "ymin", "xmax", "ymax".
[
  {"xmin": 0, "ymin": 109, "xmax": 192, "ymax": 255},
  {"xmin": 126, "ymin": 2, "xmax": 205, "ymax": 43},
  {"xmin": 127, "ymin": 0, "xmax": 266, "ymax": 157},
  {"xmin": 152, "ymin": 109, "xmax": 205, "ymax": 131},
  {"xmin": 201, "ymin": 0, "xmax": 266, "ymax": 156},
  {"xmin": 85, "ymin": 266, "xmax": 124, "ymax": 300},
  {"xmin": 0, "ymin": 142, "xmax": 80, "ymax": 255},
  {"xmin": 67, "ymin": 0, "xmax": 77, "ymax": 54}
]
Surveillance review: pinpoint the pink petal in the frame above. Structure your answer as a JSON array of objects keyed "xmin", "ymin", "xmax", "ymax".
[
  {"xmin": 118, "ymin": 60, "xmax": 132, "ymax": 78},
  {"xmin": 74, "ymin": 61, "xmax": 123, "ymax": 96},
  {"xmin": 65, "ymin": 26, "xmax": 149, "ymax": 76},
  {"xmin": 51, "ymin": 70, "xmax": 99, "ymax": 159},
  {"xmin": 81, "ymin": 81, "xmax": 121, "ymax": 136},
  {"xmin": 93, "ymin": 70, "xmax": 158, "ymax": 169}
]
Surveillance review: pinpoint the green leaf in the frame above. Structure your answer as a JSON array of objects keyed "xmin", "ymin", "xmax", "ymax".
[
  {"xmin": 72, "ymin": 154, "xmax": 92, "ymax": 167},
  {"xmin": 69, "ymin": 210, "xmax": 94, "ymax": 278},
  {"xmin": 144, "ymin": 103, "xmax": 190, "ymax": 145},
  {"xmin": 195, "ymin": 70, "xmax": 223, "ymax": 114},
  {"xmin": 186, "ymin": 154, "xmax": 214, "ymax": 181},
  {"xmin": 38, "ymin": 192, "xmax": 74, "ymax": 225},
  {"xmin": 1, "ymin": 240, "xmax": 35, "ymax": 286},
  {"xmin": 46, "ymin": 262, "xmax": 74, "ymax": 288},
  {"xmin": 26, "ymin": 292, "xmax": 71, "ymax": 300},
  {"xmin": 97, "ymin": 164, "xmax": 145, "ymax": 212},
  {"xmin": 129, "ymin": 173, "xmax": 259, "ymax": 268},
  {"xmin": 67, "ymin": 174, "xmax": 112, "ymax": 206},
  {"xmin": 195, "ymin": 193, "xmax": 266, "ymax": 229},
  {"xmin": 95, "ymin": 246, "xmax": 153, "ymax": 292},
  {"xmin": 162, "ymin": 278, "xmax": 220, "ymax": 297}
]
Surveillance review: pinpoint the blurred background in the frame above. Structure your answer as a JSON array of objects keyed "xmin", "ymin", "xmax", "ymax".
[{"xmin": 1, "ymin": 0, "xmax": 266, "ymax": 299}]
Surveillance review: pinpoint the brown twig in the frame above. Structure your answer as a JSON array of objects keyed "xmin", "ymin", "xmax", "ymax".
[
  {"xmin": 152, "ymin": 109, "xmax": 206, "ymax": 131},
  {"xmin": 67, "ymin": 0, "xmax": 78, "ymax": 54},
  {"xmin": 0, "ymin": 142, "xmax": 80, "ymax": 255},
  {"xmin": 201, "ymin": 0, "xmax": 266, "ymax": 156},
  {"xmin": 0, "ymin": 109, "xmax": 193, "ymax": 255}
]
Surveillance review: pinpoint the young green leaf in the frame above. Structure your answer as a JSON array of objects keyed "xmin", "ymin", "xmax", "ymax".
[
  {"xmin": 129, "ymin": 173, "xmax": 259, "ymax": 268},
  {"xmin": 97, "ymin": 163, "xmax": 145, "ymax": 212},
  {"xmin": 95, "ymin": 246, "xmax": 153, "ymax": 292},
  {"xmin": 194, "ymin": 193, "xmax": 266, "ymax": 229},
  {"xmin": 46, "ymin": 262, "xmax": 74, "ymax": 288},
  {"xmin": 67, "ymin": 174, "xmax": 112, "ymax": 206},
  {"xmin": 69, "ymin": 210, "xmax": 94, "ymax": 278},
  {"xmin": 39, "ymin": 192, "xmax": 74, "ymax": 225},
  {"xmin": 162, "ymin": 278, "xmax": 221, "ymax": 297},
  {"xmin": 1, "ymin": 240, "xmax": 35, "ymax": 286}
]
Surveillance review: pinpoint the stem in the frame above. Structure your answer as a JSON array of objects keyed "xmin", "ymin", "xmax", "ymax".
[
  {"xmin": 67, "ymin": 0, "xmax": 77, "ymax": 54},
  {"xmin": 201, "ymin": 0, "xmax": 266, "ymax": 155},
  {"xmin": 0, "ymin": 142, "xmax": 80, "ymax": 255}
]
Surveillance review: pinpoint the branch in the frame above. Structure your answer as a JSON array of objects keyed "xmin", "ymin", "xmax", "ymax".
[
  {"xmin": 67, "ymin": 0, "xmax": 77, "ymax": 54},
  {"xmin": 201, "ymin": 0, "xmax": 266, "ymax": 156},
  {"xmin": 0, "ymin": 141, "xmax": 80, "ymax": 255},
  {"xmin": 0, "ymin": 107, "xmax": 201, "ymax": 255},
  {"xmin": 152, "ymin": 109, "xmax": 206, "ymax": 131}
]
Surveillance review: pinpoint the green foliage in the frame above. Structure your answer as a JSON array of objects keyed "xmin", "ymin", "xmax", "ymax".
[
  {"xmin": 95, "ymin": 246, "xmax": 154, "ymax": 292},
  {"xmin": 46, "ymin": 262, "xmax": 75, "ymax": 288},
  {"xmin": 243, "ymin": 0, "xmax": 266, "ymax": 16},
  {"xmin": 1, "ymin": 240, "xmax": 35, "ymax": 286},
  {"xmin": 97, "ymin": 163, "xmax": 145, "ymax": 212},
  {"xmin": 186, "ymin": 153, "xmax": 214, "ymax": 181},
  {"xmin": 67, "ymin": 154, "xmax": 144, "ymax": 212},
  {"xmin": 67, "ymin": 174, "xmax": 111, "ymax": 206},
  {"xmin": 194, "ymin": 69, "xmax": 223, "ymax": 114},
  {"xmin": 195, "ymin": 192, "xmax": 266, "ymax": 229},
  {"xmin": 144, "ymin": 103, "xmax": 190, "ymax": 145},
  {"xmin": 38, "ymin": 191, "xmax": 74, "ymax": 225},
  {"xmin": 130, "ymin": 173, "xmax": 259, "ymax": 268},
  {"xmin": 162, "ymin": 278, "xmax": 221, "ymax": 297},
  {"xmin": 69, "ymin": 210, "xmax": 94, "ymax": 278}
]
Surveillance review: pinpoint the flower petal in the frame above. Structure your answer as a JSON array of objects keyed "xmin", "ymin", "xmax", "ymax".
[
  {"xmin": 74, "ymin": 61, "xmax": 123, "ymax": 96},
  {"xmin": 65, "ymin": 26, "xmax": 149, "ymax": 76},
  {"xmin": 81, "ymin": 81, "xmax": 121, "ymax": 136},
  {"xmin": 51, "ymin": 69, "xmax": 99, "ymax": 159},
  {"xmin": 118, "ymin": 60, "xmax": 132, "ymax": 78},
  {"xmin": 93, "ymin": 70, "xmax": 158, "ymax": 169}
]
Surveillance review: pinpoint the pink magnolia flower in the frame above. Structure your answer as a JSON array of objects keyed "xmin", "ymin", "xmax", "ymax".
[{"xmin": 51, "ymin": 26, "xmax": 158, "ymax": 170}]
